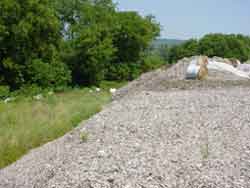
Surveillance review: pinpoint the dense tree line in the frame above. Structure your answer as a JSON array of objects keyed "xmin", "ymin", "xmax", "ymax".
[
  {"xmin": 0, "ymin": 0, "xmax": 161, "ymax": 90},
  {"xmin": 160, "ymin": 34, "xmax": 250, "ymax": 63}
]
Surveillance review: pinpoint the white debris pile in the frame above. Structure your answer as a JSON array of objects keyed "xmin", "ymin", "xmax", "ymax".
[
  {"xmin": 95, "ymin": 88, "xmax": 101, "ymax": 92},
  {"xmin": 186, "ymin": 56, "xmax": 208, "ymax": 80},
  {"xmin": 186, "ymin": 56, "xmax": 250, "ymax": 80},
  {"xmin": 237, "ymin": 63, "xmax": 250, "ymax": 73},
  {"xmin": 109, "ymin": 88, "xmax": 117, "ymax": 94},
  {"xmin": 113, "ymin": 56, "xmax": 250, "ymax": 100},
  {"xmin": 207, "ymin": 61, "xmax": 250, "ymax": 79},
  {"xmin": 3, "ymin": 97, "xmax": 15, "ymax": 104}
]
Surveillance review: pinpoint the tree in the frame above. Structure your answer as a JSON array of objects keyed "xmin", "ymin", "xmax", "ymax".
[
  {"xmin": 105, "ymin": 12, "xmax": 160, "ymax": 81},
  {"xmin": 0, "ymin": 0, "xmax": 71, "ymax": 89},
  {"xmin": 0, "ymin": 0, "xmax": 161, "ymax": 88},
  {"xmin": 168, "ymin": 39, "xmax": 199, "ymax": 63},
  {"xmin": 167, "ymin": 34, "xmax": 250, "ymax": 63},
  {"xmin": 199, "ymin": 34, "xmax": 250, "ymax": 61},
  {"xmin": 112, "ymin": 12, "xmax": 160, "ymax": 64},
  {"xmin": 61, "ymin": 1, "xmax": 160, "ymax": 84},
  {"xmin": 63, "ymin": 0, "xmax": 116, "ymax": 85}
]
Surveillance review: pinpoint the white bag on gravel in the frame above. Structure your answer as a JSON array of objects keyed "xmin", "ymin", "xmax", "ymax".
[
  {"xmin": 207, "ymin": 61, "xmax": 250, "ymax": 79},
  {"xmin": 237, "ymin": 64, "xmax": 250, "ymax": 74},
  {"xmin": 186, "ymin": 60, "xmax": 200, "ymax": 79},
  {"xmin": 186, "ymin": 56, "xmax": 208, "ymax": 80}
]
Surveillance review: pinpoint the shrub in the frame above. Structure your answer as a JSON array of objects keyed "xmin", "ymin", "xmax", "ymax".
[
  {"xmin": 168, "ymin": 39, "xmax": 199, "ymax": 63},
  {"xmin": 15, "ymin": 84, "xmax": 43, "ymax": 97},
  {"xmin": 105, "ymin": 63, "xmax": 143, "ymax": 81},
  {"xmin": 141, "ymin": 55, "xmax": 165, "ymax": 72},
  {"xmin": 0, "ymin": 85, "xmax": 10, "ymax": 99},
  {"xmin": 128, "ymin": 63, "xmax": 142, "ymax": 80},
  {"xmin": 27, "ymin": 59, "xmax": 71, "ymax": 89},
  {"xmin": 105, "ymin": 64, "xmax": 131, "ymax": 81},
  {"xmin": 166, "ymin": 34, "xmax": 250, "ymax": 63},
  {"xmin": 80, "ymin": 131, "xmax": 89, "ymax": 143},
  {"xmin": 0, "ymin": 0, "xmax": 62, "ymax": 89},
  {"xmin": 245, "ymin": 60, "xmax": 250, "ymax": 64}
]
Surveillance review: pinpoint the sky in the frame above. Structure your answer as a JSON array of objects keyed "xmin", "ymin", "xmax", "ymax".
[{"xmin": 113, "ymin": 0, "xmax": 250, "ymax": 40}]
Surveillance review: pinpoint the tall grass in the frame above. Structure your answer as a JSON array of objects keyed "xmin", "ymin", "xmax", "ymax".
[{"xmin": 0, "ymin": 82, "xmax": 125, "ymax": 168}]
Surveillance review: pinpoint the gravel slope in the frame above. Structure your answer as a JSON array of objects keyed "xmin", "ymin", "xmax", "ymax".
[
  {"xmin": 1, "ymin": 87, "xmax": 250, "ymax": 188},
  {"xmin": 113, "ymin": 57, "xmax": 249, "ymax": 100}
]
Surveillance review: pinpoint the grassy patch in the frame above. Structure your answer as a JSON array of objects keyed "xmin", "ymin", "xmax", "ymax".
[{"xmin": 0, "ymin": 82, "xmax": 125, "ymax": 168}]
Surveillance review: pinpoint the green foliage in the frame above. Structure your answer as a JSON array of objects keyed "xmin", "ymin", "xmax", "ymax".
[
  {"xmin": 168, "ymin": 39, "xmax": 199, "ymax": 63},
  {"xmin": 1, "ymin": 0, "xmax": 160, "ymax": 89},
  {"xmin": 0, "ymin": 85, "xmax": 10, "ymax": 99},
  {"xmin": 99, "ymin": 80, "xmax": 128, "ymax": 90},
  {"xmin": 0, "ymin": 0, "xmax": 64, "ymax": 89},
  {"xmin": 69, "ymin": 26, "xmax": 116, "ymax": 85},
  {"xmin": 15, "ymin": 84, "xmax": 42, "ymax": 97},
  {"xmin": 156, "ymin": 44, "xmax": 170, "ymax": 61},
  {"xmin": 106, "ymin": 63, "xmax": 131, "ymax": 81},
  {"xmin": 103, "ymin": 12, "xmax": 160, "ymax": 82},
  {"xmin": 0, "ymin": 81, "xmax": 125, "ymax": 168},
  {"xmin": 199, "ymin": 34, "xmax": 250, "ymax": 61},
  {"xmin": 27, "ymin": 59, "xmax": 71, "ymax": 88},
  {"xmin": 128, "ymin": 63, "xmax": 142, "ymax": 80},
  {"xmin": 112, "ymin": 12, "xmax": 160, "ymax": 64},
  {"xmin": 141, "ymin": 55, "xmax": 165, "ymax": 72},
  {"xmin": 57, "ymin": 0, "xmax": 160, "ymax": 85},
  {"xmin": 166, "ymin": 34, "xmax": 250, "ymax": 63},
  {"xmin": 80, "ymin": 131, "xmax": 89, "ymax": 142}
]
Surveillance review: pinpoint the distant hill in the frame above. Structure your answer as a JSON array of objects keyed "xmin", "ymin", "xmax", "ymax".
[{"xmin": 152, "ymin": 38, "xmax": 186, "ymax": 48}]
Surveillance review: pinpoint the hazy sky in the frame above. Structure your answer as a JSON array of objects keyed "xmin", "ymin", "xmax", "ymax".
[{"xmin": 114, "ymin": 0, "xmax": 250, "ymax": 39}]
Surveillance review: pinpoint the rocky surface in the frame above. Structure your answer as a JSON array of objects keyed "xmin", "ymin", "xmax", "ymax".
[
  {"xmin": 113, "ymin": 57, "xmax": 249, "ymax": 100},
  {"xmin": 1, "ymin": 57, "xmax": 250, "ymax": 188},
  {"xmin": 1, "ymin": 87, "xmax": 250, "ymax": 188}
]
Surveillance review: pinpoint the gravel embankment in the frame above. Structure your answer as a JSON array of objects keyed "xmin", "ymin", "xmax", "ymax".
[
  {"xmin": 1, "ymin": 86, "xmax": 250, "ymax": 188},
  {"xmin": 113, "ymin": 57, "xmax": 249, "ymax": 100}
]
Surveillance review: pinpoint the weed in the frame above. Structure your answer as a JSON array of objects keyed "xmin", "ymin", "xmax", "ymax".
[
  {"xmin": 0, "ymin": 81, "xmax": 125, "ymax": 168},
  {"xmin": 80, "ymin": 131, "xmax": 89, "ymax": 142}
]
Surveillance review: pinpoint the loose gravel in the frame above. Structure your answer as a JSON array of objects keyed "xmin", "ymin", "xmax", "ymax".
[
  {"xmin": 1, "ymin": 87, "xmax": 250, "ymax": 188},
  {"xmin": 113, "ymin": 57, "xmax": 249, "ymax": 100},
  {"xmin": 1, "ymin": 58, "xmax": 250, "ymax": 188}
]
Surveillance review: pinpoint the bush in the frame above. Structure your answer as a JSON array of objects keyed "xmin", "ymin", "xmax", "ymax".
[
  {"xmin": 128, "ymin": 63, "xmax": 142, "ymax": 80},
  {"xmin": 141, "ymin": 55, "xmax": 165, "ymax": 72},
  {"xmin": 105, "ymin": 63, "xmax": 143, "ymax": 81},
  {"xmin": 0, "ymin": 85, "xmax": 10, "ymax": 99},
  {"xmin": 0, "ymin": 0, "xmax": 161, "ymax": 89},
  {"xmin": 105, "ymin": 64, "xmax": 131, "ymax": 81},
  {"xmin": 168, "ymin": 39, "xmax": 199, "ymax": 63},
  {"xmin": 15, "ymin": 84, "xmax": 43, "ymax": 97},
  {"xmin": 0, "ymin": 0, "xmax": 62, "ymax": 89},
  {"xmin": 199, "ymin": 34, "xmax": 250, "ymax": 62},
  {"xmin": 167, "ymin": 34, "xmax": 250, "ymax": 63},
  {"xmin": 27, "ymin": 59, "xmax": 71, "ymax": 89}
]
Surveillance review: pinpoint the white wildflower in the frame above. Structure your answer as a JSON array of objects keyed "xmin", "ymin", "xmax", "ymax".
[
  {"xmin": 4, "ymin": 97, "xmax": 14, "ymax": 104},
  {"xmin": 48, "ymin": 91, "xmax": 54, "ymax": 96},
  {"xmin": 109, "ymin": 88, "xmax": 117, "ymax": 94},
  {"xmin": 34, "ymin": 94, "xmax": 43, "ymax": 100}
]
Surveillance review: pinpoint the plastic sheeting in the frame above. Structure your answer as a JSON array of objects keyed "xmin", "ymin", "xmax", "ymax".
[
  {"xmin": 207, "ymin": 61, "xmax": 250, "ymax": 79},
  {"xmin": 237, "ymin": 64, "xmax": 250, "ymax": 73},
  {"xmin": 186, "ymin": 60, "xmax": 200, "ymax": 79}
]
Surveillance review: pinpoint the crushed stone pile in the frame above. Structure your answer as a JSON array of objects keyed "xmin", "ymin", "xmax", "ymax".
[
  {"xmin": 1, "ymin": 56, "xmax": 250, "ymax": 188},
  {"xmin": 113, "ymin": 56, "xmax": 250, "ymax": 100},
  {"xmin": 0, "ymin": 88, "xmax": 250, "ymax": 188}
]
